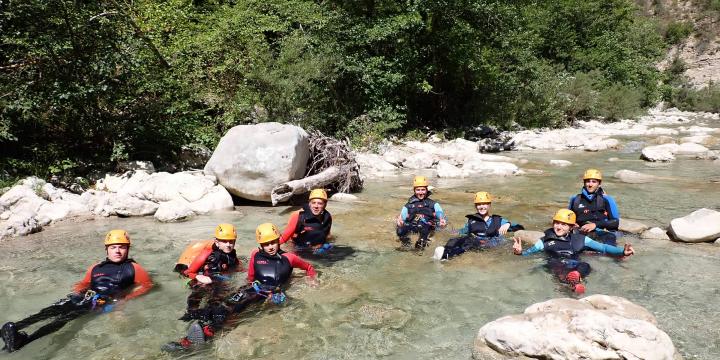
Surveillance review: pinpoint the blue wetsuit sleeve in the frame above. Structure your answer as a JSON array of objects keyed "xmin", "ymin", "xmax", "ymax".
[
  {"xmin": 458, "ymin": 221, "xmax": 470, "ymax": 236},
  {"xmin": 568, "ymin": 195, "xmax": 576, "ymax": 209},
  {"xmin": 521, "ymin": 240, "xmax": 544, "ymax": 256},
  {"xmin": 500, "ymin": 218, "xmax": 510, "ymax": 226},
  {"xmin": 400, "ymin": 207, "xmax": 409, "ymax": 221},
  {"xmin": 434, "ymin": 203, "xmax": 446, "ymax": 220},
  {"xmin": 583, "ymin": 237, "xmax": 624, "ymax": 255}
]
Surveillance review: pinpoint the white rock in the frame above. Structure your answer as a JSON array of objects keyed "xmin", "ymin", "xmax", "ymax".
[
  {"xmin": 641, "ymin": 143, "xmax": 679, "ymax": 162},
  {"xmin": 584, "ymin": 138, "xmax": 620, "ymax": 152},
  {"xmin": 109, "ymin": 193, "xmax": 159, "ymax": 217},
  {"xmin": 613, "ymin": 169, "xmax": 657, "ymax": 184},
  {"xmin": 329, "ymin": 193, "xmax": 358, "ymax": 202},
  {"xmin": 667, "ymin": 208, "xmax": 720, "ymax": 242},
  {"xmin": 3, "ymin": 211, "xmax": 42, "ymax": 237},
  {"xmin": 204, "ymin": 122, "xmax": 310, "ymax": 202},
  {"xmin": 618, "ymin": 218, "xmax": 649, "ymax": 234},
  {"xmin": 154, "ymin": 199, "xmax": 195, "ymax": 222},
  {"xmin": 36, "ymin": 202, "xmax": 71, "ymax": 225},
  {"xmin": 355, "ymin": 153, "xmax": 398, "ymax": 178},
  {"xmin": 675, "ymin": 142, "xmax": 709, "ymax": 155},
  {"xmin": 188, "ymin": 185, "xmax": 234, "ymax": 214},
  {"xmin": 403, "ymin": 140, "xmax": 441, "ymax": 153},
  {"xmin": 436, "ymin": 161, "xmax": 464, "ymax": 178},
  {"xmin": 441, "ymin": 138, "xmax": 478, "ymax": 153},
  {"xmin": 681, "ymin": 135, "xmax": 718, "ymax": 147},
  {"xmin": 473, "ymin": 295, "xmax": 678, "ymax": 360},
  {"xmin": 513, "ymin": 230, "xmax": 544, "ymax": 246},
  {"xmin": 401, "ymin": 152, "xmax": 437, "ymax": 169},
  {"xmin": 381, "ymin": 147, "xmax": 413, "ymax": 166},
  {"xmin": 641, "ymin": 227, "xmax": 670, "ymax": 240},
  {"xmin": 550, "ymin": 159, "xmax": 572, "ymax": 167},
  {"xmin": 462, "ymin": 160, "xmax": 519, "ymax": 176}
]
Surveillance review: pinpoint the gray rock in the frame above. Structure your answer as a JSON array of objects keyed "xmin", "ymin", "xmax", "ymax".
[
  {"xmin": 473, "ymin": 295, "xmax": 678, "ymax": 360},
  {"xmin": 381, "ymin": 147, "xmax": 412, "ymax": 166},
  {"xmin": 188, "ymin": 185, "xmax": 234, "ymax": 214},
  {"xmin": 204, "ymin": 122, "xmax": 310, "ymax": 202},
  {"xmin": 667, "ymin": 208, "xmax": 720, "ymax": 242},
  {"xmin": 401, "ymin": 152, "xmax": 437, "ymax": 169},
  {"xmin": 462, "ymin": 159, "xmax": 519, "ymax": 176},
  {"xmin": 613, "ymin": 169, "xmax": 657, "ymax": 184},
  {"xmin": 179, "ymin": 143, "xmax": 212, "ymax": 170},
  {"xmin": 355, "ymin": 153, "xmax": 398, "ymax": 178},
  {"xmin": 584, "ymin": 138, "xmax": 620, "ymax": 152},
  {"xmin": 357, "ymin": 304, "xmax": 411, "ymax": 330},
  {"xmin": 619, "ymin": 218, "xmax": 649, "ymax": 234},
  {"xmin": 641, "ymin": 227, "xmax": 670, "ymax": 240},
  {"xmin": 109, "ymin": 193, "xmax": 159, "ymax": 217},
  {"xmin": 436, "ymin": 160, "xmax": 464, "ymax": 178}
]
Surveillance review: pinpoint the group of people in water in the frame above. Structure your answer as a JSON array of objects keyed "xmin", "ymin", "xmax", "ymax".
[{"xmin": 1, "ymin": 169, "xmax": 635, "ymax": 353}]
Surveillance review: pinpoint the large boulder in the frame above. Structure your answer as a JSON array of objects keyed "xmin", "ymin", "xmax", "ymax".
[
  {"xmin": 402, "ymin": 152, "xmax": 437, "ymax": 169},
  {"xmin": 613, "ymin": 169, "xmax": 657, "ymax": 184},
  {"xmin": 154, "ymin": 199, "xmax": 195, "ymax": 222},
  {"xmin": 188, "ymin": 185, "xmax": 234, "ymax": 214},
  {"xmin": 667, "ymin": 208, "xmax": 720, "ymax": 242},
  {"xmin": 473, "ymin": 295, "xmax": 679, "ymax": 360},
  {"xmin": 204, "ymin": 122, "xmax": 310, "ymax": 201},
  {"xmin": 381, "ymin": 147, "xmax": 413, "ymax": 166},
  {"xmin": 436, "ymin": 161, "xmax": 464, "ymax": 178},
  {"xmin": 641, "ymin": 143, "xmax": 679, "ymax": 162},
  {"xmin": 675, "ymin": 142, "xmax": 709, "ymax": 156},
  {"xmin": 355, "ymin": 153, "xmax": 398, "ymax": 178}
]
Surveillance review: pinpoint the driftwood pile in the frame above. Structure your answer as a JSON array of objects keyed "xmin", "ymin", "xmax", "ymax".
[{"xmin": 270, "ymin": 131, "xmax": 362, "ymax": 205}]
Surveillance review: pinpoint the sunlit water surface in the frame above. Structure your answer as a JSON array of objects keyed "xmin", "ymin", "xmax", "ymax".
[{"xmin": 1, "ymin": 131, "xmax": 720, "ymax": 359}]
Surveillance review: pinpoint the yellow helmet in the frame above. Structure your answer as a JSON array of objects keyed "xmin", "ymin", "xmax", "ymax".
[
  {"xmin": 104, "ymin": 229, "xmax": 131, "ymax": 246},
  {"xmin": 256, "ymin": 223, "xmax": 281, "ymax": 244},
  {"xmin": 474, "ymin": 191, "xmax": 492, "ymax": 204},
  {"xmin": 214, "ymin": 223, "xmax": 237, "ymax": 241},
  {"xmin": 583, "ymin": 168, "xmax": 602, "ymax": 181},
  {"xmin": 413, "ymin": 175, "xmax": 429, "ymax": 188},
  {"xmin": 552, "ymin": 209, "xmax": 577, "ymax": 225},
  {"xmin": 309, "ymin": 188, "xmax": 328, "ymax": 201}
]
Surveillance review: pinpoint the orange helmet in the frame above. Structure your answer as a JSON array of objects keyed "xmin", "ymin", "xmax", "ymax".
[
  {"xmin": 214, "ymin": 223, "xmax": 237, "ymax": 241},
  {"xmin": 474, "ymin": 191, "xmax": 492, "ymax": 204},
  {"xmin": 412, "ymin": 176, "xmax": 429, "ymax": 188},
  {"xmin": 256, "ymin": 223, "xmax": 281, "ymax": 244},
  {"xmin": 583, "ymin": 168, "xmax": 602, "ymax": 181},
  {"xmin": 309, "ymin": 189, "xmax": 328, "ymax": 201},
  {"xmin": 104, "ymin": 230, "xmax": 130, "ymax": 246},
  {"xmin": 552, "ymin": 209, "xmax": 577, "ymax": 225}
]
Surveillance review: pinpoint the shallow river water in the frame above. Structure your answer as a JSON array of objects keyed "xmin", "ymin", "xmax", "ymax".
[{"xmin": 2, "ymin": 137, "xmax": 720, "ymax": 359}]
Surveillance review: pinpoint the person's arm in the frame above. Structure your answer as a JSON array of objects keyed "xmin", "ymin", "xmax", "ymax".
[
  {"xmin": 279, "ymin": 211, "xmax": 301, "ymax": 244},
  {"xmin": 568, "ymin": 195, "xmax": 576, "ymax": 210},
  {"xmin": 433, "ymin": 203, "xmax": 446, "ymax": 220},
  {"xmin": 283, "ymin": 253, "xmax": 317, "ymax": 278},
  {"xmin": 583, "ymin": 237, "xmax": 624, "ymax": 255},
  {"xmin": 124, "ymin": 263, "xmax": 153, "ymax": 300},
  {"xmin": 71, "ymin": 264, "xmax": 95, "ymax": 294},
  {"xmin": 458, "ymin": 221, "xmax": 470, "ymax": 236},
  {"xmin": 498, "ymin": 218, "xmax": 511, "ymax": 235},
  {"xmin": 400, "ymin": 207, "xmax": 409, "ymax": 221},
  {"xmin": 521, "ymin": 240, "xmax": 544, "ymax": 256},
  {"xmin": 246, "ymin": 249, "xmax": 258, "ymax": 283},
  {"xmin": 183, "ymin": 248, "xmax": 212, "ymax": 280},
  {"xmin": 595, "ymin": 195, "xmax": 620, "ymax": 230}
]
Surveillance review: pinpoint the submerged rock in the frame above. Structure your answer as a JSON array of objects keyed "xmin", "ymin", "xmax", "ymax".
[
  {"xmin": 641, "ymin": 227, "xmax": 670, "ymax": 240},
  {"xmin": 204, "ymin": 122, "xmax": 310, "ymax": 201},
  {"xmin": 613, "ymin": 169, "xmax": 657, "ymax": 184},
  {"xmin": 356, "ymin": 303, "xmax": 411, "ymax": 330},
  {"xmin": 667, "ymin": 208, "xmax": 720, "ymax": 242},
  {"xmin": 549, "ymin": 159, "xmax": 572, "ymax": 167},
  {"xmin": 619, "ymin": 218, "xmax": 649, "ymax": 234},
  {"xmin": 473, "ymin": 295, "xmax": 679, "ymax": 360}
]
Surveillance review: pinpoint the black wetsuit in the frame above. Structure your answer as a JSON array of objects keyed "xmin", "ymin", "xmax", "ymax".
[
  {"xmin": 442, "ymin": 214, "xmax": 506, "ymax": 259},
  {"xmin": 184, "ymin": 246, "xmax": 240, "ymax": 320},
  {"xmin": 540, "ymin": 229, "xmax": 592, "ymax": 279},
  {"xmin": 397, "ymin": 195, "xmax": 439, "ymax": 248},
  {"xmin": 294, "ymin": 204, "xmax": 332, "ymax": 246}
]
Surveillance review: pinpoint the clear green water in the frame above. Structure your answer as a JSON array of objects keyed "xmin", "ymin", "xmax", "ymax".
[{"xmin": 1, "ymin": 140, "xmax": 720, "ymax": 359}]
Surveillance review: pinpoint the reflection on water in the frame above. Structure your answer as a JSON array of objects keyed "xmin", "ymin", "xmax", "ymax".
[{"xmin": 1, "ymin": 145, "xmax": 720, "ymax": 359}]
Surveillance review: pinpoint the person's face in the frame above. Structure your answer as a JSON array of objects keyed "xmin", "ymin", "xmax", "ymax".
[
  {"xmin": 584, "ymin": 179, "xmax": 601, "ymax": 193},
  {"xmin": 261, "ymin": 239, "xmax": 280, "ymax": 256},
  {"xmin": 414, "ymin": 187, "xmax": 428, "ymax": 199},
  {"xmin": 309, "ymin": 198, "xmax": 326, "ymax": 216},
  {"xmin": 215, "ymin": 239, "xmax": 236, "ymax": 253},
  {"xmin": 553, "ymin": 221, "xmax": 572, "ymax": 237},
  {"xmin": 475, "ymin": 202, "xmax": 491, "ymax": 216},
  {"xmin": 106, "ymin": 244, "xmax": 129, "ymax": 263}
]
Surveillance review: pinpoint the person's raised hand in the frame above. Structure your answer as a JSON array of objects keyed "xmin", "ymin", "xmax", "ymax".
[
  {"xmin": 438, "ymin": 218, "xmax": 447, "ymax": 228},
  {"xmin": 623, "ymin": 243, "xmax": 635, "ymax": 257},
  {"xmin": 580, "ymin": 223, "xmax": 597, "ymax": 233}
]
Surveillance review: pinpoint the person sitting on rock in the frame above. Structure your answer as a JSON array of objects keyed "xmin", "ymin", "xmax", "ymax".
[
  {"xmin": 433, "ymin": 191, "xmax": 522, "ymax": 260},
  {"xmin": 568, "ymin": 168, "xmax": 620, "ymax": 245},
  {"xmin": 512, "ymin": 209, "xmax": 634, "ymax": 294},
  {"xmin": 279, "ymin": 188, "xmax": 333, "ymax": 254},
  {"xmin": 396, "ymin": 176, "xmax": 447, "ymax": 249},
  {"xmin": 163, "ymin": 223, "xmax": 317, "ymax": 352},
  {"xmin": 174, "ymin": 223, "xmax": 242, "ymax": 322},
  {"xmin": 1, "ymin": 230, "xmax": 153, "ymax": 353}
]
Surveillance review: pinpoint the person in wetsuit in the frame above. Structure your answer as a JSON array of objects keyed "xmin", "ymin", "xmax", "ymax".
[
  {"xmin": 512, "ymin": 209, "xmax": 634, "ymax": 293},
  {"xmin": 280, "ymin": 188, "xmax": 333, "ymax": 254},
  {"xmin": 434, "ymin": 191, "xmax": 521, "ymax": 260},
  {"xmin": 568, "ymin": 168, "xmax": 620, "ymax": 245},
  {"xmin": 1, "ymin": 230, "xmax": 153, "ymax": 352},
  {"xmin": 178, "ymin": 223, "xmax": 242, "ymax": 322},
  {"xmin": 163, "ymin": 222, "xmax": 317, "ymax": 351},
  {"xmin": 396, "ymin": 176, "xmax": 447, "ymax": 249}
]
